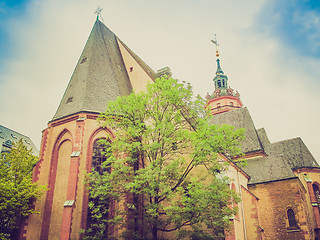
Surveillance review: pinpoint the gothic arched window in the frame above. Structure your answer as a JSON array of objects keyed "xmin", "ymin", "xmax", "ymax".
[
  {"xmin": 313, "ymin": 184, "xmax": 320, "ymax": 215},
  {"xmin": 287, "ymin": 209, "xmax": 298, "ymax": 229},
  {"xmin": 91, "ymin": 139, "xmax": 111, "ymax": 174},
  {"xmin": 313, "ymin": 184, "xmax": 320, "ymax": 203},
  {"xmin": 86, "ymin": 139, "xmax": 112, "ymax": 238}
]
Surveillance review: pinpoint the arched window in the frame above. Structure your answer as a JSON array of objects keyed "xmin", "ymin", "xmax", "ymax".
[
  {"xmin": 313, "ymin": 184, "xmax": 320, "ymax": 215},
  {"xmin": 287, "ymin": 209, "xmax": 298, "ymax": 229},
  {"xmin": 91, "ymin": 139, "xmax": 111, "ymax": 174},
  {"xmin": 87, "ymin": 139, "xmax": 112, "ymax": 238},
  {"xmin": 313, "ymin": 184, "xmax": 320, "ymax": 203},
  {"xmin": 217, "ymin": 80, "xmax": 221, "ymax": 87}
]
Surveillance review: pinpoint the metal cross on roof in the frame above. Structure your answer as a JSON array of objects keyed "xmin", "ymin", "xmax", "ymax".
[{"xmin": 95, "ymin": 6, "xmax": 103, "ymax": 20}]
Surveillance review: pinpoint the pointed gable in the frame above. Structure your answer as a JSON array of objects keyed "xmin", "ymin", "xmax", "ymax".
[{"xmin": 52, "ymin": 20, "xmax": 154, "ymax": 121}]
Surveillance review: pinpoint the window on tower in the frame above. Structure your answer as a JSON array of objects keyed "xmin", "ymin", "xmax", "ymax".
[{"xmin": 217, "ymin": 80, "xmax": 221, "ymax": 87}]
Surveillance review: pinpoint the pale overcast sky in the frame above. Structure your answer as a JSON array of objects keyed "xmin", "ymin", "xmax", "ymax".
[{"xmin": 1, "ymin": 0, "xmax": 320, "ymax": 161}]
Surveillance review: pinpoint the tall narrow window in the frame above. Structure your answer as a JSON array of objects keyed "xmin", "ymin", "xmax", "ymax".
[
  {"xmin": 287, "ymin": 209, "xmax": 298, "ymax": 229},
  {"xmin": 91, "ymin": 140, "xmax": 111, "ymax": 174},
  {"xmin": 313, "ymin": 184, "xmax": 320, "ymax": 215},
  {"xmin": 87, "ymin": 139, "xmax": 111, "ymax": 238}
]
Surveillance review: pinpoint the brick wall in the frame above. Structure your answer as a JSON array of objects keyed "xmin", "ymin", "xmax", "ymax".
[{"xmin": 248, "ymin": 178, "xmax": 313, "ymax": 240}]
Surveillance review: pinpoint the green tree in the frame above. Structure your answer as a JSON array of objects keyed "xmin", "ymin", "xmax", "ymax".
[
  {"xmin": 0, "ymin": 139, "xmax": 47, "ymax": 240},
  {"xmin": 85, "ymin": 77, "xmax": 245, "ymax": 240}
]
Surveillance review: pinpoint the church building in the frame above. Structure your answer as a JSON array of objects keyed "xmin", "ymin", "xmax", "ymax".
[
  {"xmin": 207, "ymin": 46, "xmax": 320, "ymax": 240},
  {"xmin": 22, "ymin": 18, "xmax": 156, "ymax": 240},
  {"xmin": 21, "ymin": 17, "xmax": 320, "ymax": 240}
]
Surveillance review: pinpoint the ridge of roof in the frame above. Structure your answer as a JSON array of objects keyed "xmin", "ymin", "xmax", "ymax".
[{"xmin": 268, "ymin": 136, "xmax": 301, "ymax": 145}]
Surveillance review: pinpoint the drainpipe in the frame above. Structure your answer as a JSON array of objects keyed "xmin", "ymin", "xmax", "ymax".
[{"xmin": 237, "ymin": 169, "xmax": 248, "ymax": 240}]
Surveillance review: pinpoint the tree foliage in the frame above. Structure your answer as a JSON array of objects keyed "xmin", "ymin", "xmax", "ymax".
[
  {"xmin": 0, "ymin": 139, "xmax": 47, "ymax": 240},
  {"xmin": 85, "ymin": 77, "xmax": 245, "ymax": 239}
]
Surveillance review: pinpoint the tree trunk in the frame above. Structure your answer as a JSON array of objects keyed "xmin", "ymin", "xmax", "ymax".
[{"xmin": 152, "ymin": 221, "xmax": 158, "ymax": 240}]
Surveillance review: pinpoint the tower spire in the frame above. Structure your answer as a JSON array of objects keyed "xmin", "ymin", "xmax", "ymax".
[{"xmin": 205, "ymin": 35, "xmax": 243, "ymax": 115}]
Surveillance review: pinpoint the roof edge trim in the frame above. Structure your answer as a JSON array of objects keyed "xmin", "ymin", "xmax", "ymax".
[{"xmin": 248, "ymin": 176, "xmax": 298, "ymax": 186}]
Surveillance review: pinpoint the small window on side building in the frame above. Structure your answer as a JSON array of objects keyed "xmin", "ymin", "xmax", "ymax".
[{"xmin": 287, "ymin": 209, "xmax": 299, "ymax": 229}]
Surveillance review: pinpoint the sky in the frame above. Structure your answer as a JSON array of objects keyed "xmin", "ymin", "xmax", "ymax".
[{"xmin": 1, "ymin": 0, "xmax": 320, "ymax": 161}]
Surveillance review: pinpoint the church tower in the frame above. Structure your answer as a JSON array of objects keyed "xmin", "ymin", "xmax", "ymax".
[
  {"xmin": 206, "ymin": 38, "xmax": 242, "ymax": 115},
  {"xmin": 22, "ymin": 18, "xmax": 156, "ymax": 240}
]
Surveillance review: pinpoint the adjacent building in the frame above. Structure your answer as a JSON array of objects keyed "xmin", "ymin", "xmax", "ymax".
[
  {"xmin": 0, "ymin": 124, "xmax": 38, "ymax": 156},
  {"xmin": 207, "ymin": 49, "xmax": 320, "ymax": 240}
]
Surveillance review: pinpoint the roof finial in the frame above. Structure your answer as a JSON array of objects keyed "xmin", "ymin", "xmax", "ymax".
[
  {"xmin": 211, "ymin": 34, "xmax": 220, "ymax": 59},
  {"xmin": 95, "ymin": 6, "xmax": 103, "ymax": 21},
  {"xmin": 211, "ymin": 34, "xmax": 224, "ymax": 75}
]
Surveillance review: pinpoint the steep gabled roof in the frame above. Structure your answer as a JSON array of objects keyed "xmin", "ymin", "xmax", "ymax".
[
  {"xmin": 52, "ymin": 20, "xmax": 155, "ymax": 121},
  {"xmin": 210, "ymin": 107, "xmax": 319, "ymax": 185},
  {"xmin": 244, "ymin": 156, "xmax": 297, "ymax": 185},
  {"xmin": 265, "ymin": 137, "xmax": 319, "ymax": 170},
  {"xmin": 244, "ymin": 137, "xmax": 319, "ymax": 185},
  {"xmin": 209, "ymin": 107, "xmax": 263, "ymax": 153}
]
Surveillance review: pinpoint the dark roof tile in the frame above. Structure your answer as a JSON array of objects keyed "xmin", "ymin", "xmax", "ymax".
[
  {"xmin": 209, "ymin": 107, "xmax": 263, "ymax": 153},
  {"xmin": 52, "ymin": 20, "xmax": 134, "ymax": 121}
]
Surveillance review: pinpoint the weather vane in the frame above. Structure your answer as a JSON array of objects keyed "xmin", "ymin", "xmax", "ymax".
[
  {"xmin": 211, "ymin": 34, "xmax": 219, "ymax": 47},
  {"xmin": 211, "ymin": 34, "xmax": 220, "ymax": 58},
  {"xmin": 95, "ymin": 6, "xmax": 103, "ymax": 21}
]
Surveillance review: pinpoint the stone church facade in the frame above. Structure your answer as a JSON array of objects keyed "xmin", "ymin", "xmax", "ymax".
[{"xmin": 21, "ymin": 18, "xmax": 320, "ymax": 240}]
